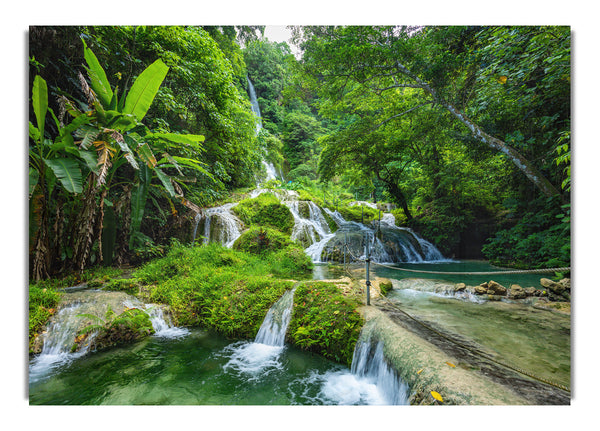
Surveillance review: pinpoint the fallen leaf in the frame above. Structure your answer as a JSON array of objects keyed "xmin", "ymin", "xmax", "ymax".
[
  {"xmin": 431, "ymin": 391, "xmax": 443, "ymax": 402},
  {"xmin": 417, "ymin": 368, "xmax": 424, "ymax": 375},
  {"xmin": 497, "ymin": 75, "xmax": 508, "ymax": 84},
  {"xmin": 445, "ymin": 361, "xmax": 456, "ymax": 368}
]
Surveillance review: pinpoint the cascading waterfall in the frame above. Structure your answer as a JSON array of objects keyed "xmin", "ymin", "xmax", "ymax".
[
  {"xmin": 192, "ymin": 203, "xmax": 244, "ymax": 248},
  {"xmin": 299, "ymin": 331, "xmax": 409, "ymax": 405},
  {"xmin": 223, "ymin": 289, "xmax": 296, "ymax": 377},
  {"xmin": 29, "ymin": 302, "xmax": 95, "ymax": 384},
  {"xmin": 349, "ymin": 339, "xmax": 409, "ymax": 405},
  {"xmin": 30, "ymin": 290, "xmax": 188, "ymax": 384},
  {"xmin": 317, "ymin": 207, "xmax": 446, "ymax": 264},
  {"xmin": 284, "ymin": 200, "xmax": 335, "ymax": 262}
]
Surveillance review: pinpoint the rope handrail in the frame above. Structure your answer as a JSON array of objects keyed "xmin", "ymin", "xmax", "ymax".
[
  {"xmin": 370, "ymin": 261, "xmax": 570, "ymax": 275},
  {"xmin": 340, "ymin": 241, "xmax": 571, "ymax": 393},
  {"xmin": 341, "ymin": 242, "xmax": 569, "ymax": 275}
]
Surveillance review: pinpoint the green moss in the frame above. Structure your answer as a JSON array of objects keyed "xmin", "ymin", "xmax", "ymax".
[
  {"xmin": 288, "ymin": 281, "xmax": 364, "ymax": 367},
  {"xmin": 268, "ymin": 245, "xmax": 314, "ymax": 278},
  {"xmin": 233, "ymin": 226, "xmax": 295, "ymax": 255},
  {"xmin": 232, "ymin": 193, "xmax": 294, "ymax": 234},
  {"xmin": 379, "ymin": 280, "xmax": 393, "ymax": 296},
  {"xmin": 28, "ymin": 285, "xmax": 63, "ymax": 352},
  {"xmin": 296, "ymin": 189, "xmax": 324, "ymax": 207},
  {"xmin": 338, "ymin": 205, "xmax": 378, "ymax": 224},
  {"xmin": 134, "ymin": 243, "xmax": 300, "ymax": 338},
  {"xmin": 321, "ymin": 209, "xmax": 338, "ymax": 233},
  {"xmin": 77, "ymin": 308, "xmax": 155, "ymax": 351},
  {"xmin": 104, "ymin": 278, "xmax": 141, "ymax": 295}
]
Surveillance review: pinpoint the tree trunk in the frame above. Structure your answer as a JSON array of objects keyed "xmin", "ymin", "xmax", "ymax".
[
  {"xmin": 384, "ymin": 179, "xmax": 413, "ymax": 222},
  {"xmin": 394, "ymin": 61, "xmax": 562, "ymax": 199}
]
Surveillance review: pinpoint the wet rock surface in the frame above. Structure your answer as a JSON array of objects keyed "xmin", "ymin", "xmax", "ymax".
[{"xmin": 370, "ymin": 301, "xmax": 570, "ymax": 405}]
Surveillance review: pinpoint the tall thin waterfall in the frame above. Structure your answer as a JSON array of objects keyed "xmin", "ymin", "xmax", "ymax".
[
  {"xmin": 247, "ymin": 77, "xmax": 263, "ymax": 134},
  {"xmin": 248, "ymin": 76, "xmax": 280, "ymax": 184},
  {"xmin": 223, "ymin": 289, "xmax": 296, "ymax": 376},
  {"xmin": 254, "ymin": 289, "xmax": 296, "ymax": 346}
]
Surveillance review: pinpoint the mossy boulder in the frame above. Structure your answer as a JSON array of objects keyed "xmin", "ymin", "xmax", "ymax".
[
  {"xmin": 232, "ymin": 193, "xmax": 294, "ymax": 234},
  {"xmin": 233, "ymin": 226, "xmax": 295, "ymax": 254}
]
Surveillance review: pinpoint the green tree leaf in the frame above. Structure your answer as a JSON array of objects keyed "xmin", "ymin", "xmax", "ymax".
[
  {"xmin": 32, "ymin": 75, "xmax": 48, "ymax": 141},
  {"xmin": 123, "ymin": 59, "xmax": 169, "ymax": 121},
  {"xmin": 43, "ymin": 158, "xmax": 83, "ymax": 194},
  {"xmin": 154, "ymin": 168, "xmax": 175, "ymax": 197},
  {"xmin": 83, "ymin": 40, "xmax": 114, "ymax": 109}
]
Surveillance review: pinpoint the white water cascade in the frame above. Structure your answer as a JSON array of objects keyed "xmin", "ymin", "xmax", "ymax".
[
  {"xmin": 248, "ymin": 76, "xmax": 280, "ymax": 184},
  {"xmin": 192, "ymin": 203, "xmax": 244, "ymax": 248},
  {"xmin": 284, "ymin": 200, "xmax": 335, "ymax": 262},
  {"xmin": 294, "ymin": 333, "xmax": 409, "ymax": 405},
  {"xmin": 349, "ymin": 339, "xmax": 409, "ymax": 405},
  {"xmin": 223, "ymin": 289, "xmax": 296, "ymax": 377},
  {"xmin": 316, "ymin": 207, "xmax": 446, "ymax": 264},
  {"xmin": 30, "ymin": 290, "xmax": 189, "ymax": 384}
]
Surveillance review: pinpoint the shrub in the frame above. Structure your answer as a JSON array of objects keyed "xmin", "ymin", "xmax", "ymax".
[
  {"xmin": 268, "ymin": 245, "xmax": 314, "ymax": 278},
  {"xmin": 338, "ymin": 205, "xmax": 378, "ymax": 224}
]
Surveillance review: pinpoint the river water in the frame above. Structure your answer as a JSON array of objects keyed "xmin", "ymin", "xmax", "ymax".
[
  {"xmin": 29, "ymin": 287, "xmax": 408, "ymax": 405},
  {"xmin": 319, "ymin": 260, "xmax": 570, "ymax": 389}
]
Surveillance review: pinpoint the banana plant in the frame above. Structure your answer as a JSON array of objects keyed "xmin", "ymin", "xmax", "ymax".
[{"xmin": 29, "ymin": 42, "xmax": 213, "ymax": 278}]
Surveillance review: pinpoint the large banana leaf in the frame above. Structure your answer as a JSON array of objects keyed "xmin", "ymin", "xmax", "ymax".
[
  {"xmin": 44, "ymin": 158, "xmax": 83, "ymax": 194},
  {"xmin": 154, "ymin": 168, "xmax": 175, "ymax": 198},
  {"xmin": 83, "ymin": 40, "xmax": 114, "ymax": 109},
  {"xmin": 123, "ymin": 59, "xmax": 169, "ymax": 122},
  {"xmin": 32, "ymin": 76, "xmax": 48, "ymax": 141}
]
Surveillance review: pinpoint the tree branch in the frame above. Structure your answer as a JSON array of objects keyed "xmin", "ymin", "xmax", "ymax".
[{"xmin": 372, "ymin": 101, "xmax": 434, "ymax": 130}]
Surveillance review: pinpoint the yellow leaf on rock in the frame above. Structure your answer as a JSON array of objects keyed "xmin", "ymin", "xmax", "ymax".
[
  {"xmin": 445, "ymin": 362, "xmax": 456, "ymax": 368},
  {"xmin": 497, "ymin": 75, "xmax": 508, "ymax": 84},
  {"xmin": 431, "ymin": 391, "xmax": 444, "ymax": 402},
  {"xmin": 417, "ymin": 368, "xmax": 424, "ymax": 375}
]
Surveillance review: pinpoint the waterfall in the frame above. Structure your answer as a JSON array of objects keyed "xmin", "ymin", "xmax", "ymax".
[
  {"xmin": 284, "ymin": 200, "xmax": 335, "ymax": 262},
  {"xmin": 350, "ymin": 339, "xmax": 409, "ymax": 405},
  {"xmin": 303, "ymin": 332, "xmax": 409, "ymax": 405},
  {"xmin": 247, "ymin": 76, "xmax": 281, "ymax": 185},
  {"xmin": 222, "ymin": 289, "xmax": 296, "ymax": 377},
  {"xmin": 247, "ymin": 77, "xmax": 263, "ymax": 134},
  {"xmin": 319, "ymin": 207, "xmax": 446, "ymax": 264},
  {"xmin": 193, "ymin": 203, "xmax": 244, "ymax": 248},
  {"xmin": 254, "ymin": 289, "xmax": 295, "ymax": 346},
  {"xmin": 144, "ymin": 305, "xmax": 190, "ymax": 339},
  {"xmin": 30, "ymin": 291, "xmax": 189, "ymax": 383},
  {"xmin": 29, "ymin": 302, "xmax": 95, "ymax": 384}
]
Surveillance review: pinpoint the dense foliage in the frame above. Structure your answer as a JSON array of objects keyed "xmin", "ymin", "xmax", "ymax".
[
  {"xmin": 29, "ymin": 25, "xmax": 570, "ymax": 276},
  {"xmin": 291, "ymin": 25, "xmax": 570, "ymax": 264},
  {"xmin": 29, "ymin": 26, "xmax": 263, "ymax": 280}
]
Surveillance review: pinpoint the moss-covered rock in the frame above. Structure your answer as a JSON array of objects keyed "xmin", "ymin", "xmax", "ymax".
[
  {"xmin": 90, "ymin": 308, "xmax": 155, "ymax": 350},
  {"xmin": 232, "ymin": 193, "xmax": 295, "ymax": 234},
  {"xmin": 288, "ymin": 281, "xmax": 364, "ymax": 367},
  {"xmin": 233, "ymin": 226, "xmax": 295, "ymax": 254}
]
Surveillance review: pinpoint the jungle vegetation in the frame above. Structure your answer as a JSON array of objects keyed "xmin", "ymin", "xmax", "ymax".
[{"xmin": 28, "ymin": 25, "xmax": 570, "ymax": 281}]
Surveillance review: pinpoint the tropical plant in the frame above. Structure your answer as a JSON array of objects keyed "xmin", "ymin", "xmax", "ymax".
[{"xmin": 29, "ymin": 41, "xmax": 211, "ymax": 279}]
